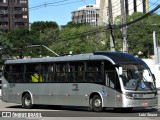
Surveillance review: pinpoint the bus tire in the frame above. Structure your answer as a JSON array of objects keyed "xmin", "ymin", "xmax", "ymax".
[
  {"xmin": 22, "ymin": 93, "xmax": 33, "ymax": 109},
  {"xmin": 92, "ymin": 95, "xmax": 104, "ymax": 112},
  {"xmin": 88, "ymin": 98, "xmax": 93, "ymax": 111}
]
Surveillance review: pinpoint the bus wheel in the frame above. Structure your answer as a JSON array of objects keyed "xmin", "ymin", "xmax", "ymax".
[
  {"xmin": 22, "ymin": 93, "xmax": 33, "ymax": 109},
  {"xmin": 88, "ymin": 98, "xmax": 93, "ymax": 111},
  {"xmin": 92, "ymin": 95, "xmax": 103, "ymax": 112}
]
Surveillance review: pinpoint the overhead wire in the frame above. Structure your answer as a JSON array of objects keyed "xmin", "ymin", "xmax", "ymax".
[
  {"xmin": 29, "ymin": 0, "xmax": 82, "ymax": 11},
  {"xmin": 58, "ymin": 4, "xmax": 160, "ymax": 42},
  {"xmin": 1, "ymin": 0, "xmax": 160, "ymax": 41},
  {"xmin": 112, "ymin": 0, "xmax": 143, "ymax": 18},
  {"xmin": 111, "ymin": 0, "xmax": 134, "ymax": 16}
]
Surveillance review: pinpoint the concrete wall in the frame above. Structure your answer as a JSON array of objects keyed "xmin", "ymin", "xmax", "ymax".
[{"xmin": 143, "ymin": 59, "xmax": 160, "ymax": 88}]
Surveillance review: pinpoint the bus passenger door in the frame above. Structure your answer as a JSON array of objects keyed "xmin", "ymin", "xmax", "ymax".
[
  {"xmin": 105, "ymin": 70, "xmax": 122, "ymax": 108},
  {"xmin": 105, "ymin": 70, "xmax": 116, "ymax": 107}
]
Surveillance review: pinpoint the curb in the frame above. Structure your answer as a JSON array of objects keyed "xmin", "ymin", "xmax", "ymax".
[{"xmin": 157, "ymin": 88, "xmax": 160, "ymax": 95}]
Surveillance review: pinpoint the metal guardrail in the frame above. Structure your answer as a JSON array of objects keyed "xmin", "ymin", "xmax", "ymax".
[{"xmin": 0, "ymin": 77, "xmax": 1, "ymax": 97}]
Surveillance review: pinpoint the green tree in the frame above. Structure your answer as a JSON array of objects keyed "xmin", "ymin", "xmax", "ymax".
[
  {"xmin": 30, "ymin": 21, "xmax": 59, "ymax": 33},
  {"xmin": 6, "ymin": 28, "xmax": 31, "ymax": 58},
  {"xmin": 0, "ymin": 32, "xmax": 12, "ymax": 63},
  {"xmin": 49, "ymin": 24, "xmax": 106, "ymax": 55},
  {"xmin": 127, "ymin": 13, "xmax": 160, "ymax": 58}
]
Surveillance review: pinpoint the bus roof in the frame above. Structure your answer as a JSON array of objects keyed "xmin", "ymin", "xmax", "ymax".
[
  {"xmin": 94, "ymin": 52, "xmax": 140, "ymax": 64},
  {"xmin": 4, "ymin": 52, "xmax": 141, "ymax": 65}
]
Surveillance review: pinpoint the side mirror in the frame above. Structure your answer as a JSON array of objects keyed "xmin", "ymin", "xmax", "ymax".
[
  {"xmin": 0, "ymin": 70, "xmax": 2, "ymax": 77},
  {"xmin": 152, "ymin": 74, "xmax": 156, "ymax": 81},
  {"xmin": 119, "ymin": 67, "xmax": 123, "ymax": 75}
]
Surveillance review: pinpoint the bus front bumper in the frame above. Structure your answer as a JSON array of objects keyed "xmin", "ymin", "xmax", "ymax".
[{"xmin": 122, "ymin": 97, "xmax": 158, "ymax": 108}]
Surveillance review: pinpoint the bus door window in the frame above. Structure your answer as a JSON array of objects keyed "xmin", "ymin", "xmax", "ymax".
[
  {"xmin": 105, "ymin": 62, "xmax": 116, "ymax": 89},
  {"xmin": 105, "ymin": 63, "xmax": 121, "ymax": 91},
  {"xmin": 105, "ymin": 70, "xmax": 116, "ymax": 88},
  {"xmin": 86, "ymin": 61, "xmax": 103, "ymax": 83}
]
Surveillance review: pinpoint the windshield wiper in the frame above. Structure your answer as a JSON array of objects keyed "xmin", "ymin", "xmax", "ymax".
[
  {"xmin": 135, "ymin": 78, "xmax": 141, "ymax": 91},
  {"xmin": 135, "ymin": 74, "xmax": 154, "ymax": 91},
  {"xmin": 142, "ymin": 76, "xmax": 153, "ymax": 91}
]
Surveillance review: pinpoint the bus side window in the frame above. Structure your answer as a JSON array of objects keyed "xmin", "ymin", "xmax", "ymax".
[
  {"xmin": 25, "ymin": 64, "xmax": 40, "ymax": 83},
  {"xmin": 68, "ymin": 62, "xmax": 84, "ymax": 83},
  {"xmin": 86, "ymin": 61, "xmax": 103, "ymax": 83},
  {"xmin": 55, "ymin": 63, "xmax": 67, "ymax": 83},
  {"xmin": 10, "ymin": 64, "xmax": 24, "ymax": 83},
  {"xmin": 47, "ymin": 65, "xmax": 54, "ymax": 82},
  {"xmin": 4, "ymin": 65, "xmax": 10, "ymax": 81}
]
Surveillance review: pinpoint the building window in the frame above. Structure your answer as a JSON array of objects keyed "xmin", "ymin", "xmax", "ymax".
[
  {"xmin": 0, "ymin": 0, "xmax": 6, "ymax": 3},
  {"xmin": 15, "ymin": 14, "xmax": 22, "ymax": 19},
  {"xmin": 20, "ymin": 0, "xmax": 27, "ymax": 3},
  {"xmin": 23, "ymin": 15, "xmax": 27, "ymax": 18},
  {"xmin": 14, "ymin": 0, "xmax": 20, "ymax": 3},
  {"xmin": 22, "ymin": 7, "xmax": 27, "ymax": 11}
]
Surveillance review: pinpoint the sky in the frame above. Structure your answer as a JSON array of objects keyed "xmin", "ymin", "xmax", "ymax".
[
  {"xmin": 29, "ymin": 0, "xmax": 159, "ymax": 26},
  {"xmin": 29, "ymin": 0, "xmax": 96, "ymax": 25}
]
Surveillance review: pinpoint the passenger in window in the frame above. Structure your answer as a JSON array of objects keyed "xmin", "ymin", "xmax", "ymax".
[
  {"xmin": 31, "ymin": 73, "xmax": 39, "ymax": 82},
  {"xmin": 31, "ymin": 65, "xmax": 43, "ymax": 82},
  {"xmin": 43, "ymin": 71, "xmax": 48, "ymax": 82}
]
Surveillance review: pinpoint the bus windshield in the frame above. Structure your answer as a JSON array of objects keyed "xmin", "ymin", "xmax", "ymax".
[{"xmin": 120, "ymin": 64, "xmax": 156, "ymax": 91}]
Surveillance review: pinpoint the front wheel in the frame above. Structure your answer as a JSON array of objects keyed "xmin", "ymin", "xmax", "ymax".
[
  {"xmin": 92, "ymin": 95, "xmax": 104, "ymax": 112},
  {"xmin": 22, "ymin": 93, "xmax": 33, "ymax": 109}
]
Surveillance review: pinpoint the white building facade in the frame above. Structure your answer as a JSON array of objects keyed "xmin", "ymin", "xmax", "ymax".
[
  {"xmin": 98, "ymin": 0, "xmax": 149, "ymax": 25},
  {"xmin": 71, "ymin": 4, "xmax": 100, "ymax": 26}
]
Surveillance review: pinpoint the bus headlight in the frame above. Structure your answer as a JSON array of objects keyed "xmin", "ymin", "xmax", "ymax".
[
  {"xmin": 125, "ymin": 93, "xmax": 133, "ymax": 99},
  {"xmin": 155, "ymin": 91, "xmax": 158, "ymax": 98}
]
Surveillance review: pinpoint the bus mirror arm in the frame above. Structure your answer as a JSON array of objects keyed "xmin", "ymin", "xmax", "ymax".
[
  {"xmin": 0, "ymin": 70, "xmax": 2, "ymax": 77},
  {"xmin": 119, "ymin": 67, "xmax": 123, "ymax": 75},
  {"xmin": 152, "ymin": 74, "xmax": 156, "ymax": 81}
]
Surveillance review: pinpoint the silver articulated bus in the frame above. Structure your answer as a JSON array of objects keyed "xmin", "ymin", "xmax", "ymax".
[{"xmin": 2, "ymin": 52, "xmax": 158, "ymax": 112}]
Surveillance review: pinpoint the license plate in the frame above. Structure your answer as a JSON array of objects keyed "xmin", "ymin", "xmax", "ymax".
[{"xmin": 142, "ymin": 102, "xmax": 148, "ymax": 106}]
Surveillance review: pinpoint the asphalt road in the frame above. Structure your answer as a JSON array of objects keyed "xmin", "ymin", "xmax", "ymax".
[{"xmin": 0, "ymin": 98, "xmax": 160, "ymax": 120}]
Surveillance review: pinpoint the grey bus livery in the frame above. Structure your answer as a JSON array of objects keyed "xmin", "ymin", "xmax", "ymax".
[{"xmin": 1, "ymin": 52, "xmax": 158, "ymax": 112}]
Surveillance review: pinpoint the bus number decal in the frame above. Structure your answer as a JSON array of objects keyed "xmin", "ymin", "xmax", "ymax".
[
  {"xmin": 72, "ymin": 84, "xmax": 79, "ymax": 91},
  {"xmin": 10, "ymin": 83, "xmax": 15, "ymax": 88}
]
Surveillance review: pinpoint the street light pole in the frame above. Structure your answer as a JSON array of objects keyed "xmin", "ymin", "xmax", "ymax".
[
  {"xmin": 120, "ymin": 0, "xmax": 128, "ymax": 52},
  {"xmin": 108, "ymin": 0, "xmax": 115, "ymax": 52},
  {"xmin": 153, "ymin": 31, "xmax": 159, "ymax": 64}
]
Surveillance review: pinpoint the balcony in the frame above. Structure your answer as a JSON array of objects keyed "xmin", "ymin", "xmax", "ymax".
[
  {"xmin": 0, "ymin": 17, "xmax": 9, "ymax": 22},
  {"xmin": 0, "ymin": 10, "xmax": 8, "ymax": 14},
  {"xmin": 0, "ymin": 25, "xmax": 9, "ymax": 30},
  {"xmin": 0, "ymin": 2, "xmax": 8, "ymax": 6},
  {"xmin": 14, "ymin": 3, "xmax": 28, "ymax": 7}
]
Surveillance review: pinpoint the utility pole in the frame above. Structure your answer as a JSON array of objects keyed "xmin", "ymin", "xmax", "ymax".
[
  {"xmin": 153, "ymin": 31, "xmax": 159, "ymax": 64},
  {"xmin": 120, "ymin": 0, "xmax": 128, "ymax": 52},
  {"xmin": 108, "ymin": 0, "xmax": 115, "ymax": 52},
  {"xmin": 8, "ymin": 0, "xmax": 14, "ymax": 30}
]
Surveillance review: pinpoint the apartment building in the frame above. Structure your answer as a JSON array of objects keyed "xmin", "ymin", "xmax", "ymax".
[{"xmin": 0, "ymin": 0, "xmax": 29, "ymax": 32}]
